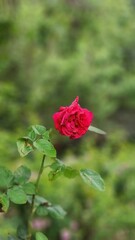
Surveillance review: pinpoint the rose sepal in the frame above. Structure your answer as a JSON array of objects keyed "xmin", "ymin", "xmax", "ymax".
[{"xmin": 88, "ymin": 125, "xmax": 106, "ymax": 135}]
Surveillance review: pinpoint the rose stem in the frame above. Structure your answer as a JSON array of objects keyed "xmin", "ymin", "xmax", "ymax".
[{"xmin": 27, "ymin": 154, "xmax": 46, "ymax": 239}]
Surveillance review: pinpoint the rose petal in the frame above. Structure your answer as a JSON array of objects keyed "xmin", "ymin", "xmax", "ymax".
[{"xmin": 52, "ymin": 97, "xmax": 94, "ymax": 139}]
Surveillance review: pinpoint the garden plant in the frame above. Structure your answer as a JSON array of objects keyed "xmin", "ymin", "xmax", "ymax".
[{"xmin": 0, "ymin": 97, "xmax": 105, "ymax": 240}]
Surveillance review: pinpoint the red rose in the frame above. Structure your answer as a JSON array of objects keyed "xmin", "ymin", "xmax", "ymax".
[{"xmin": 53, "ymin": 96, "xmax": 93, "ymax": 139}]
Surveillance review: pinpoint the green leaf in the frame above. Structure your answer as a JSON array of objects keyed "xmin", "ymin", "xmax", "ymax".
[
  {"xmin": 42, "ymin": 130, "xmax": 50, "ymax": 140},
  {"xmin": 47, "ymin": 205, "xmax": 66, "ymax": 219},
  {"xmin": 49, "ymin": 160, "xmax": 79, "ymax": 180},
  {"xmin": 0, "ymin": 166, "xmax": 13, "ymax": 189},
  {"xmin": 49, "ymin": 160, "xmax": 78, "ymax": 180},
  {"xmin": 34, "ymin": 196, "xmax": 49, "ymax": 206},
  {"xmin": 80, "ymin": 169, "xmax": 105, "ymax": 191},
  {"xmin": 27, "ymin": 127, "xmax": 37, "ymax": 141},
  {"xmin": 48, "ymin": 168, "xmax": 64, "ymax": 181},
  {"xmin": 36, "ymin": 232, "xmax": 48, "ymax": 240},
  {"xmin": 17, "ymin": 138, "xmax": 33, "ymax": 157},
  {"xmin": 36, "ymin": 205, "xmax": 49, "ymax": 217},
  {"xmin": 27, "ymin": 195, "xmax": 50, "ymax": 208},
  {"xmin": 50, "ymin": 159, "xmax": 64, "ymax": 171},
  {"xmin": 48, "ymin": 162, "xmax": 65, "ymax": 181},
  {"xmin": 32, "ymin": 125, "xmax": 46, "ymax": 135},
  {"xmin": 49, "ymin": 159, "xmax": 65, "ymax": 180},
  {"xmin": 22, "ymin": 182, "xmax": 35, "ymax": 195},
  {"xmin": 7, "ymin": 186, "xmax": 27, "ymax": 204},
  {"xmin": 14, "ymin": 165, "xmax": 31, "ymax": 184},
  {"xmin": 33, "ymin": 139, "xmax": 56, "ymax": 157},
  {"xmin": 88, "ymin": 125, "xmax": 106, "ymax": 135},
  {"xmin": 63, "ymin": 167, "xmax": 79, "ymax": 179},
  {"xmin": 0, "ymin": 193, "xmax": 9, "ymax": 212}
]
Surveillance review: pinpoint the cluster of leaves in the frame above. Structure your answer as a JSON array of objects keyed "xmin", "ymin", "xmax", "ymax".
[
  {"xmin": 17, "ymin": 125, "xmax": 56, "ymax": 158},
  {"xmin": 17, "ymin": 125, "xmax": 105, "ymax": 192},
  {"xmin": 0, "ymin": 166, "xmax": 65, "ymax": 240},
  {"xmin": 48, "ymin": 159, "xmax": 105, "ymax": 192},
  {"xmin": 0, "ymin": 125, "xmax": 105, "ymax": 239},
  {"xmin": 0, "ymin": 165, "xmax": 35, "ymax": 211},
  {"xmin": 29, "ymin": 195, "xmax": 66, "ymax": 220}
]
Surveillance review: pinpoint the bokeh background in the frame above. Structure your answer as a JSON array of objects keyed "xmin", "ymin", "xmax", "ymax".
[{"xmin": 0, "ymin": 0, "xmax": 135, "ymax": 239}]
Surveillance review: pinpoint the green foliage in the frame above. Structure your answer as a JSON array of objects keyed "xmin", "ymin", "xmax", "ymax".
[
  {"xmin": 0, "ymin": 167, "xmax": 13, "ymax": 189},
  {"xmin": 80, "ymin": 169, "xmax": 105, "ymax": 191},
  {"xmin": 36, "ymin": 205, "xmax": 48, "ymax": 217},
  {"xmin": 36, "ymin": 232, "xmax": 48, "ymax": 240},
  {"xmin": 39, "ymin": 141, "xmax": 135, "ymax": 240},
  {"xmin": 14, "ymin": 165, "xmax": 31, "ymax": 184},
  {"xmin": 48, "ymin": 160, "xmax": 65, "ymax": 181},
  {"xmin": 16, "ymin": 138, "xmax": 33, "ymax": 157},
  {"xmin": 28, "ymin": 195, "xmax": 49, "ymax": 208},
  {"xmin": 47, "ymin": 205, "xmax": 66, "ymax": 220},
  {"xmin": 0, "ymin": 0, "xmax": 135, "ymax": 239},
  {"xmin": 0, "ymin": 193, "xmax": 9, "ymax": 213},
  {"xmin": 49, "ymin": 159, "xmax": 79, "ymax": 181},
  {"xmin": 30, "ymin": 125, "xmax": 46, "ymax": 136},
  {"xmin": 48, "ymin": 158, "xmax": 105, "ymax": 192},
  {"xmin": 17, "ymin": 125, "xmax": 56, "ymax": 158},
  {"xmin": 22, "ymin": 182, "xmax": 35, "ymax": 195},
  {"xmin": 27, "ymin": 125, "xmax": 50, "ymax": 142},
  {"xmin": 33, "ymin": 139, "xmax": 56, "ymax": 157},
  {"xmin": 63, "ymin": 166, "xmax": 79, "ymax": 179},
  {"xmin": 30, "ymin": 194, "xmax": 67, "ymax": 220},
  {"xmin": 36, "ymin": 204, "xmax": 66, "ymax": 220},
  {"xmin": 0, "ymin": 164, "xmax": 36, "ymax": 210},
  {"xmin": 7, "ymin": 186, "xmax": 27, "ymax": 205}
]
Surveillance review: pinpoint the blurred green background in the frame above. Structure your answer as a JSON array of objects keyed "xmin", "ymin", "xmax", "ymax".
[{"xmin": 0, "ymin": 0, "xmax": 135, "ymax": 239}]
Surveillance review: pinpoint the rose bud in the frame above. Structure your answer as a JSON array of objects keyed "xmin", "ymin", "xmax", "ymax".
[{"xmin": 53, "ymin": 96, "xmax": 93, "ymax": 139}]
